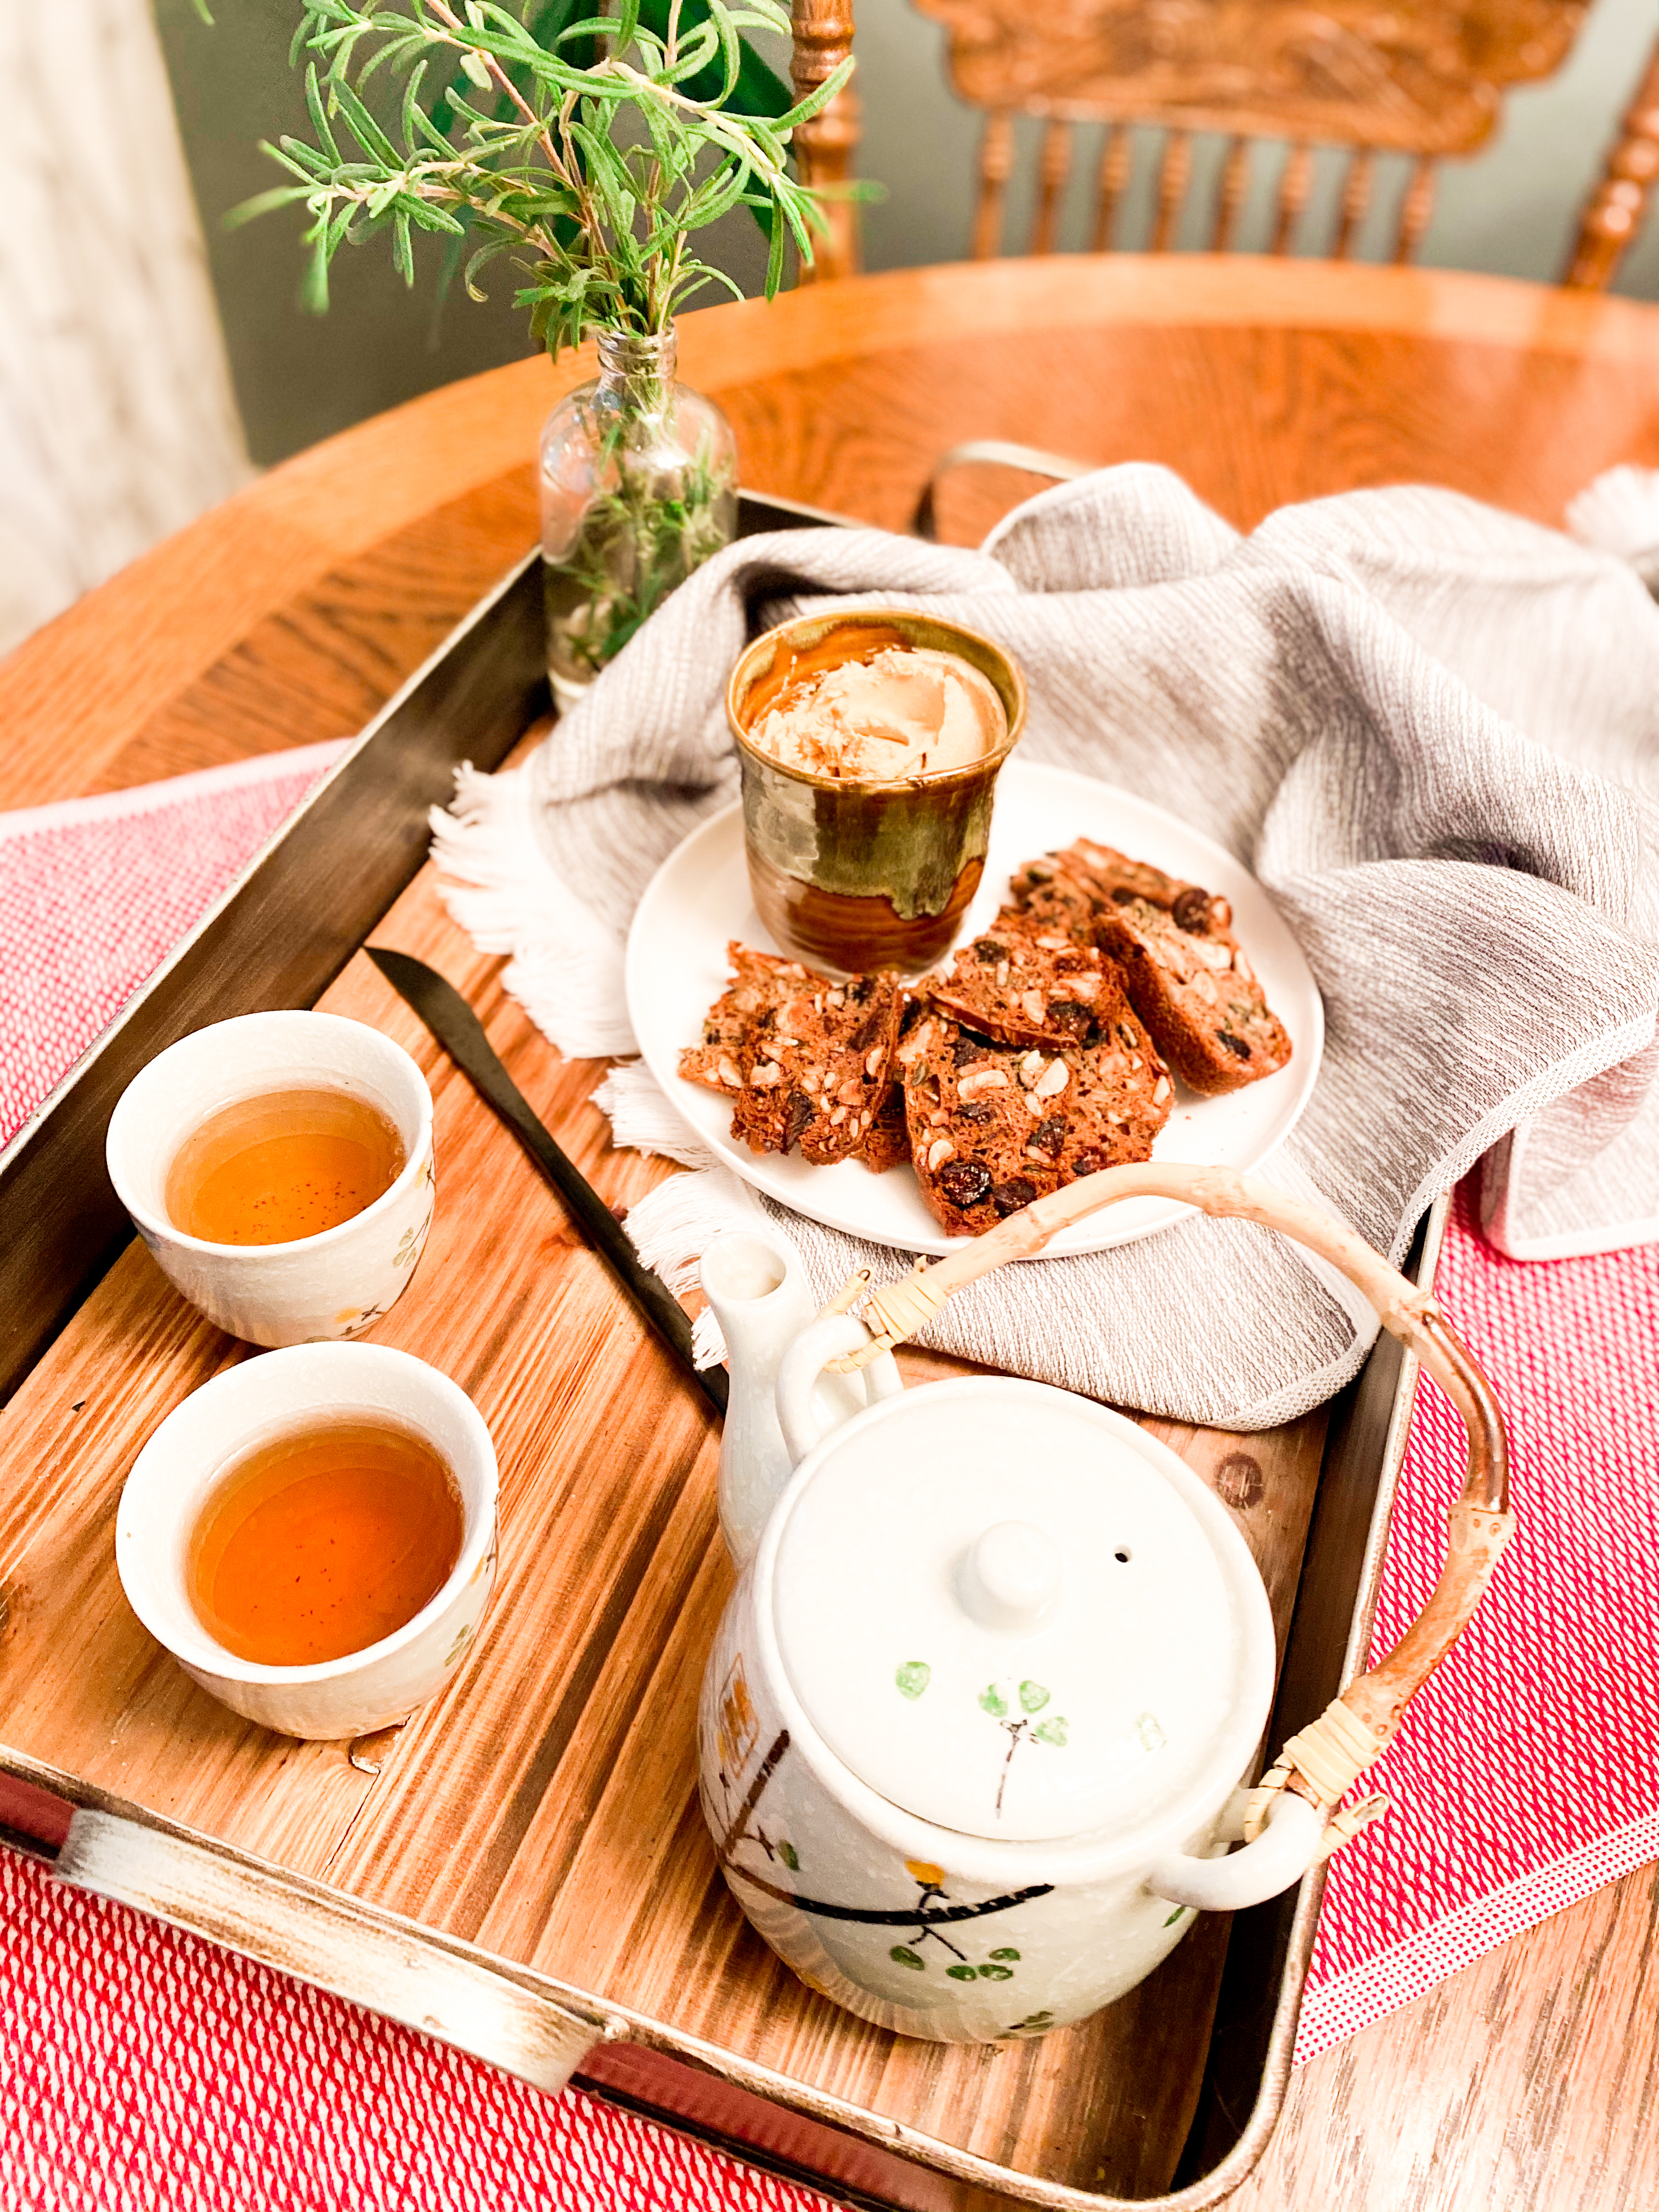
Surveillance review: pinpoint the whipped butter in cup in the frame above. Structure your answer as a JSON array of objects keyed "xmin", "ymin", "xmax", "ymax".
[{"xmin": 727, "ymin": 611, "xmax": 1025, "ymax": 974}]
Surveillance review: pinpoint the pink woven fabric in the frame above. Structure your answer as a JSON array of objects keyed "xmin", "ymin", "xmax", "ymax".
[
  {"xmin": 0, "ymin": 744, "xmax": 347, "ymax": 1149},
  {"xmin": 1294, "ymin": 1180, "xmax": 1659, "ymax": 2062},
  {"xmin": 2, "ymin": 755, "xmax": 1656, "ymax": 2195},
  {"xmin": 0, "ymin": 1847, "xmax": 831, "ymax": 2212}
]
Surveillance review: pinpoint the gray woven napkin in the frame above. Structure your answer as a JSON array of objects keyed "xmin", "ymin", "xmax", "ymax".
[{"xmin": 432, "ymin": 465, "xmax": 1659, "ymax": 1429}]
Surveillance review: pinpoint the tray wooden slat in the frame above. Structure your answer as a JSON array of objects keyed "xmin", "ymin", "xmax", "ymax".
[{"xmin": 0, "ymin": 804, "xmax": 1332, "ymax": 2200}]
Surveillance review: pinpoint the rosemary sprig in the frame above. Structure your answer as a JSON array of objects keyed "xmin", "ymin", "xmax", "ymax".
[{"xmin": 224, "ymin": 0, "xmax": 853, "ymax": 354}]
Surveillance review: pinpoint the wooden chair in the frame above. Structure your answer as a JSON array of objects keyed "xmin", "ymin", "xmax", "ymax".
[{"xmin": 786, "ymin": 0, "xmax": 1659, "ymax": 290}]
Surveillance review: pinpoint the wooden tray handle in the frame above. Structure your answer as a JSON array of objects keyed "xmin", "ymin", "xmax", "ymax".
[
  {"xmin": 55, "ymin": 1810, "xmax": 614, "ymax": 2096},
  {"xmin": 910, "ymin": 437, "xmax": 1093, "ymax": 539},
  {"xmin": 828, "ymin": 1163, "xmax": 1515, "ymax": 1846}
]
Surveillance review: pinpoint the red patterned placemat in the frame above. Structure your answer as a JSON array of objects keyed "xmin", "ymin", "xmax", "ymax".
[
  {"xmin": 2, "ymin": 753, "xmax": 1656, "ymax": 2194},
  {"xmin": 1294, "ymin": 1180, "xmax": 1659, "ymax": 2061},
  {"xmin": 0, "ymin": 1847, "xmax": 831, "ymax": 2212}
]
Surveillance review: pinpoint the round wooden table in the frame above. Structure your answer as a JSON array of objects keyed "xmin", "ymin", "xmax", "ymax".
[{"xmin": 4, "ymin": 256, "xmax": 1657, "ymax": 2211}]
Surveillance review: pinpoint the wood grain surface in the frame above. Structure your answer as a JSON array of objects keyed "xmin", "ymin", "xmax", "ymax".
[
  {"xmin": 5, "ymin": 259, "xmax": 1659, "ymax": 812},
  {"xmin": 0, "ymin": 845, "xmax": 1327, "ymax": 2200},
  {"xmin": 3, "ymin": 258, "xmax": 1657, "ymax": 2208}
]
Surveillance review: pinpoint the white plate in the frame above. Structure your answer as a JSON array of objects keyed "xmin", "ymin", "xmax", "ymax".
[{"xmin": 624, "ymin": 761, "xmax": 1323, "ymax": 1257}]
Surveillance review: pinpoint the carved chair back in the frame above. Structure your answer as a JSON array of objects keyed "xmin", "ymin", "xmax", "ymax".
[{"xmin": 786, "ymin": 0, "xmax": 1658, "ymax": 289}]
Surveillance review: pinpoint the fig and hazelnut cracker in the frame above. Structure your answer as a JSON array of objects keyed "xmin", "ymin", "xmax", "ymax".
[
  {"xmin": 1092, "ymin": 894, "xmax": 1291, "ymax": 1094},
  {"xmin": 857, "ymin": 1079, "xmax": 912, "ymax": 1175},
  {"xmin": 1012, "ymin": 839, "xmax": 1229, "ymax": 935},
  {"xmin": 895, "ymin": 1001, "xmax": 1172, "ymax": 1239},
  {"xmin": 919, "ymin": 907, "xmax": 1114, "ymax": 1050},
  {"xmin": 678, "ymin": 942, "xmax": 811, "ymax": 1098},
  {"xmin": 679, "ymin": 945, "xmax": 906, "ymax": 1165},
  {"xmin": 1017, "ymin": 839, "xmax": 1291, "ymax": 1098},
  {"xmin": 709, "ymin": 959, "xmax": 903, "ymax": 1165}
]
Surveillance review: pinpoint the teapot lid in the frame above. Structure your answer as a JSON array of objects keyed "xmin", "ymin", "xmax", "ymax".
[{"xmin": 770, "ymin": 1380, "xmax": 1271, "ymax": 1845}]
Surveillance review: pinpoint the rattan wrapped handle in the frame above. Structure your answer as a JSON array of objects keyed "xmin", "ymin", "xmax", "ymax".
[{"xmin": 825, "ymin": 1163, "xmax": 1514, "ymax": 1846}]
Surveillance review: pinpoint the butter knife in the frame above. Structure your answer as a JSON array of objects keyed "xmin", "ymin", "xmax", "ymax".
[{"xmin": 366, "ymin": 946, "xmax": 726, "ymax": 1417}]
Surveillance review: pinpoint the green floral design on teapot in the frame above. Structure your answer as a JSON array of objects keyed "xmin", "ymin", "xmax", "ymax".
[
  {"xmin": 886, "ymin": 1862, "xmax": 1023, "ymax": 1982},
  {"xmin": 980, "ymin": 1679, "xmax": 1069, "ymax": 1816}
]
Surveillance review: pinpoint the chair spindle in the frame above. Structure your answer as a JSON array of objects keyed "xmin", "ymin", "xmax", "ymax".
[
  {"xmin": 1565, "ymin": 44, "xmax": 1659, "ymax": 289},
  {"xmin": 1149, "ymin": 130, "xmax": 1192, "ymax": 252},
  {"xmin": 1395, "ymin": 156, "xmax": 1437, "ymax": 262},
  {"xmin": 1032, "ymin": 121, "xmax": 1073, "ymax": 253},
  {"xmin": 1271, "ymin": 143, "xmax": 1314, "ymax": 255},
  {"xmin": 787, "ymin": 0, "xmax": 859, "ymax": 281},
  {"xmin": 1090, "ymin": 126, "xmax": 1133, "ymax": 252},
  {"xmin": 1212, "ymin": 136, "xmax": 1251, "ymax": 251},
  {"xmin": 974, "ymin": 112, "xmax": 1016, "ymax": 259},
  {"xmin": 1332, "ymin": 149, "xmax": 1374, "ymax": 258}
]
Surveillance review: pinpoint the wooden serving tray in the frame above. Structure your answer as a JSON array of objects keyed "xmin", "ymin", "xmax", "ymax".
[{"xmin": 0, "ymin": 512, "xmax": 1440, "ymax": 2210}]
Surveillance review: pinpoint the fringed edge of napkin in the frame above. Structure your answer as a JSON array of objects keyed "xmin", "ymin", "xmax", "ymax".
[
  {"xmin": 428, "ymin": 764, "xmax": 636, "ymax": 1060},
  {"xmin": 593, "ymin": 1062, "xmax": 766, "ymax": 1369}
]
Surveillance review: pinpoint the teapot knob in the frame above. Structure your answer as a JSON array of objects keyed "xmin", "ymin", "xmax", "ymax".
[{"xmin": 960, "ymin": 1521, "xmax": 1062, "ymax": 1633}]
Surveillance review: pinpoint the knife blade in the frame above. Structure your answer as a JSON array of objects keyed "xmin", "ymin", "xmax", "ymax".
[{"xmin": 366, "ymin": 946, "xmax": 726, "ymax": 1417}]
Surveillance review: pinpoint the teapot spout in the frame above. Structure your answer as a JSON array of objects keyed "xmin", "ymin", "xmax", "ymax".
[
  {"xmin": 701, "ymin": 1231, "xmax": 906, "ymax": 1568},
  {"xmin": 699, "ymin": 1231, "xmax": 828, "ymax": 1568}
]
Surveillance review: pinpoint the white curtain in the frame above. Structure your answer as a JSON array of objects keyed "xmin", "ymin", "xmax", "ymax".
[{"xmin": 0, "ymin": 0, "xmax": 251, "ymax": 658}]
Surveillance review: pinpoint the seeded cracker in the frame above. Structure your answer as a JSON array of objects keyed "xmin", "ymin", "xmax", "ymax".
[
  {"xmin": 896, "ymin": 1001, "xmax": 1172, "ymax": 1239},
  {"xmin": 729, "ymin": 968, "xmax": 903, "ymax": 1165},
  {"xmin": 678, "ymin": 943, "xmax": 813, "ymax": 1097},
  {"xmin": 857, "ymin": 1080, "xmax": 912, "ymax": 1173},
  {"xmin": 920, "ymin": 907, "xmax": 1113, "ymax": 1049},
  {"xmin": 1015, "ymin": 841, "xmax": 1292, "ymax": 1097},
  {"xmin": 1092, "ymin": 893, "xmax": 1292, "ymax": 1096}
]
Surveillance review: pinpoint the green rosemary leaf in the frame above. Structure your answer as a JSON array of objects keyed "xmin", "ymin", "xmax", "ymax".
[
  {"xmin": 223, "ymin": 183, "xmax": 319, "ymax": 229},
  {"xmin": 399, "ymin": 55, "xmax": 428, "ymax": 152},
  {"xmin": 707, "ymin": 0, "xmax": 742, "ymax": 104},
  {"xmin": 334, "ymin": 72, "xmax": 404, "ymax": 163},
  {"xmin": 462, "ymin": 236, "xmax": 514, "ymax": 301},
  {"xmin": 673, "ymin": 149, "xmax": 752, "ymax": 233},
  {"xmin": 301, "ymin": 217, "xmax": 334, "ymax": 315},
  {"xmin": 771, "ymin": 54, "xmax": 854, "ymax": 134},
  {"xmin": 658, "ymin": 22, "xmax": 723, "ymax": 88},
  {"xmin": 611, "ymin": 0, "xmax": 642, "ymax": 55},
  {"xmin": 567, "ymin": 120, "xmax": 635, "ymax": 207},
  {"xmin": 398, "ymin": 193, "xmax": 468, "ymax": 234},
  {"xmin": 303, "ymin": 63, "xmax": 343, "ymax": 167},
  {"xmin": 673, "ymin": 259, "xmax": 743, "ymax": 308},
  {"xmin": 637, "ymin": 92, "xmax": 680, "ymax": 177}
]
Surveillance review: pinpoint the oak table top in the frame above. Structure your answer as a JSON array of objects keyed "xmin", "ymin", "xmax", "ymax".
[{"xmin": 4, "ymin": 257, "xmax": 1656, "ymax": 2211}]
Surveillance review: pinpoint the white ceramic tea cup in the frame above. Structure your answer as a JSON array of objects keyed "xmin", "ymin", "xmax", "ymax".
[
  {"xmin": 116, "ymin": 1341, "xmax": 498, "ymax": 1740},
  {"xmin": 106, "ymin": 1010, "xmax": 435, "ymax": 1347}
]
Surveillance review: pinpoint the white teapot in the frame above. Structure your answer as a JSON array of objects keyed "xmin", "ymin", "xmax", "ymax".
[{"xmin": 697, "ymin": 1164, "xmax": 1511, "ymax": 2044}]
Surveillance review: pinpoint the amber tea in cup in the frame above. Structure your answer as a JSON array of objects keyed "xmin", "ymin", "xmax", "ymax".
[
  {"xmin": 187, "ymin": 1418, "xmax": 464, "ymax": 1666},
  {"xmin": 165, "ymin": 1087, "xmax": 406, "ymax": 1246}
]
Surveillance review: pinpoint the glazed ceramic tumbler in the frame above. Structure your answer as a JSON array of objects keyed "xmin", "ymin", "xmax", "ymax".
[{"xmin": 726, "ymin": 609, "xmax": 1025, "ymax": 976}]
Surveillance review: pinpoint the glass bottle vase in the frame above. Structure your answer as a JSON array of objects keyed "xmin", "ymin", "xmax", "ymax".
[{"xmin": 538, "ymin": 324, "xmax": 738, "ymax": 706}]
